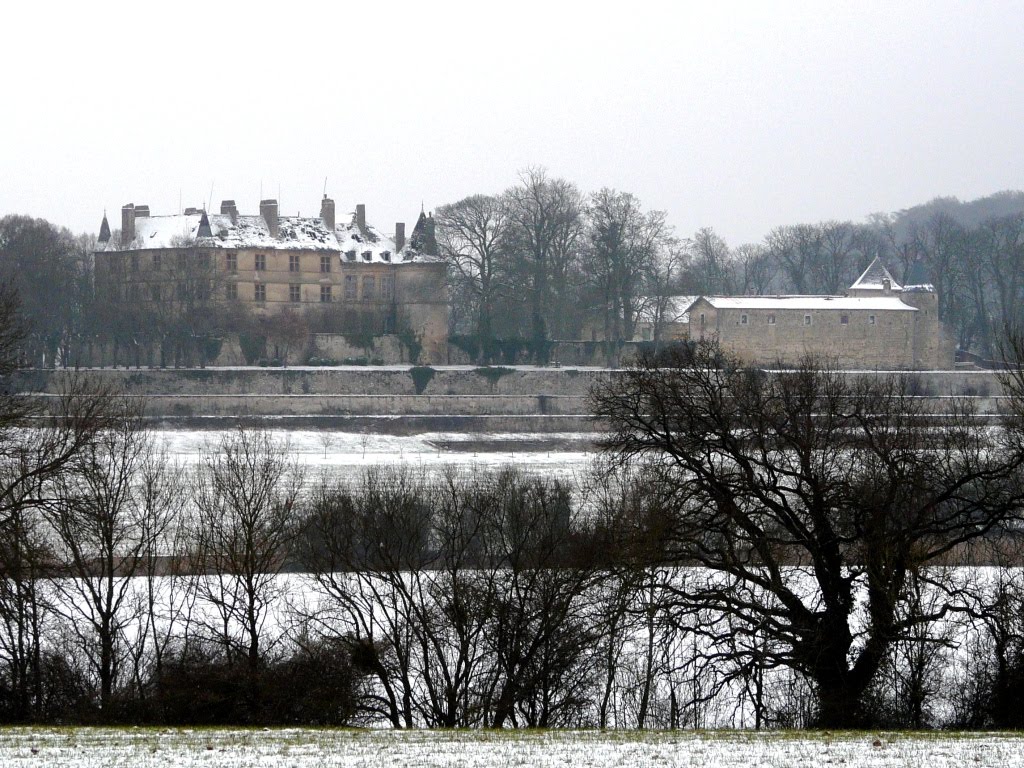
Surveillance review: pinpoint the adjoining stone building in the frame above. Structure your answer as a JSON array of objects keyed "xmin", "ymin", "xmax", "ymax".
[
  {"xmin": 686, "ymin": 258, "xmax": 953, "ymax": 370},
  {"xmin": 94, "ymin": 197, "xmax": 448, "ymax": 363}
]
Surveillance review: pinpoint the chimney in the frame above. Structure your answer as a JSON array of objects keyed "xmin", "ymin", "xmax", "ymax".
[
  {"xmin": 395, "ymin": 222, "xmax": 406, "ymax": 252},
  {"xmin": 220, "ymin": 199, "xmax": 238, "ymax": 224},
  {"xmin": 134, "ymin": 204, "xmax": 150, "ymax": 218},
  {"xmin": 121, "ymin": 203, "xmax": 135, "ymax": 245},
  {"xmin": 882, "ymin": 277, "xmax": 892, "ymax": 295},
  {"xmin": 260, "ymin": 199, "xmax": 279, "ymax": 238},
  {"xmin": 356, "ymin": 203, "xmax": 366, "ymax": 232},
  {"xmin": 320, "ymin": 196, "xmax": 336, "ymax": 230}
]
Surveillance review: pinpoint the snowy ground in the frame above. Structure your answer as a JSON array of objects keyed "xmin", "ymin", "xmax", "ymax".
[
  {"xmin": 154, "ymin": 429, "xmax": 599, "ymax": 483},
  {"xmin": 0, "ymin": 728, "xmax": 1020, "ymax": 767}
]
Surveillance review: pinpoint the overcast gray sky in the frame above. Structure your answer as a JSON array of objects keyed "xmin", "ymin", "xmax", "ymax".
[{"xmin": 3, "ymin": 0, "xmax": 1022, "ymax": 245}]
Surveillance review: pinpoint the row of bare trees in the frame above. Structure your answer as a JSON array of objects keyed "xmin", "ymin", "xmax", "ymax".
[
  {"xmin": 436, "ymin": 168, "xmax": 673, "ymax": 364},
  {"xmin": 6, "ymin": 410, "xmax": 1024, "ymax": 728},
  {"xmin": 436, "ymin": 183, "xmax": 1024, "ymax": 363}
]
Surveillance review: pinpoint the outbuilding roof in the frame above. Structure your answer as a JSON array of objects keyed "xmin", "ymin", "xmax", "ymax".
[
  {"xmin": 695, "ymin": 296, "xmax": 918, "ymax": 311},
  {"xmin": 850, "ymin": 257, "xmax": 902, "ymax": 292}
]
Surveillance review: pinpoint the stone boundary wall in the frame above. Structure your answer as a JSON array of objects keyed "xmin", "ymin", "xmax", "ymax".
[
  {"xmin": 13, "ymin": 367, "xmax": 614, "ymax": 397},
  {"xmin": 13, "ymin": 367, "xmax": 1005, "ymax": 398},
  {"xmin": 12, "ymin": 367, "xmax": 1011, "ymax": 433}
]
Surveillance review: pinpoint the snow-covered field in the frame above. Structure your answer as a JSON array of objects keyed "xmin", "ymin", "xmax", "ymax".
[
  {"xmin": 154, "ymin": 429, "xmax": 598, "ymax": 483},
  {"xmin": 0, "ymin": 727, "xmax": 1020, "ymax": 767}
]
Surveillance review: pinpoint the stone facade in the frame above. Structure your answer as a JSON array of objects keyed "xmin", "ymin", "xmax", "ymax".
[
  {"xmin": 685, "ymin": 259, "xmax": 953, "ymax": 370},
  {"xmin": 94, "ymin": 197, "xmax": 449, "ymax": 363}
]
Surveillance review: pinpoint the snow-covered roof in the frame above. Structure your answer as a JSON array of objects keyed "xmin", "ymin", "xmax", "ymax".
[
  {"xmin": 850, "ymin": 257, "xmax": 902, "ymax": 292},
  {"xmin": 695, "ymin": 296, "xmax": 918, "ymax": 312},
  {"xmin": 902, "ymin": 259, "xmax": 935, "ymax": 293},
  {"xmin": 99, "ymin": 211, "xmax": 439, "ymax": 264},
  {"xmin": 636, "ymin": 295, "xmax": 698, "ymax": 324}
]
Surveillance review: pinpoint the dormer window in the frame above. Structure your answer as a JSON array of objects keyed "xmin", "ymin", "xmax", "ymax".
[
  {"xmin": 362, "ymin": 250, "xmax": 372, "ymax": 262},
  {"xmin": 345, "ymin": 250, "xmax": 356, "ymax": 262},
  {"xmin": 381, "ymin": 250, "xmax": 391, "ymax": 262}
]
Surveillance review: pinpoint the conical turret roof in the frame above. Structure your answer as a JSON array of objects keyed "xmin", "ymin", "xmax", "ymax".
[{"xmin": 850, "ymin": 257, "xmax": 902, "ymax": 291}]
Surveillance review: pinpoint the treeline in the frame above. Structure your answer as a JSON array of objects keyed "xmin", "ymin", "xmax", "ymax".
[
  {"xmin": 4, "ymin": 186, "xmax": 1024, "ymax": 370},
  {"xmin": 437, "ymin": 183, "xmax": 1024, "ymax": 362},
  {"xmin": 7, "ymin": 352, "xmax": 1024, "ymax": 727},
  {"xmin": 5, "ymin": 414, "xmax": 1024, "ymax": 729}
]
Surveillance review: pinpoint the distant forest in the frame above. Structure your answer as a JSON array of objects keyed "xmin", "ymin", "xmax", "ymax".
[{"xmin": 2, "ymin": 181, "xmax": 1023, "ymax": 366}]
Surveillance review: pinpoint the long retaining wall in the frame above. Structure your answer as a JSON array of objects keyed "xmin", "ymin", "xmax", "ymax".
[{"xmin": 13, "ymin": 366, "xmax": 1012, "ymax": 433}]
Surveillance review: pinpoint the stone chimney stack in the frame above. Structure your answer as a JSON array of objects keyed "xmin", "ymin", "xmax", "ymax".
[
  {"xmin": 260, "ymin": 199, "xmax": 279, "ymax": 238},
  {"xmin": 220, "ymin": 200, "xmax": 239, "ymax": 224},
  {"xmin": 356, "ymin": 203, "xmax": 366, "ymax": 232},
  {"xmin": 121, "ymin": 203, "xmax": 135, "ymax": 246},
  {"xmin": 320, "ymin": 196, "xmax": 336, "ymax": 231},
  {"xmin": 395, "ymin": 222, "xmax": 406, "ymax": 252},
  {"xmin": 882, "ymin": 277, "xmax": 892, "ymax": 295},
  {"xmin": 134, "ymin": 204, "xmax": 150, "ymax": 219}
]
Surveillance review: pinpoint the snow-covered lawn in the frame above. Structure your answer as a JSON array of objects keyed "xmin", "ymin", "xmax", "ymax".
[
  {"xmin": 154, "ymin": 429, "xmax": 597, "ymax": 482},
  {"xmin": 0, "ymin": 727, "xmax": 1020, "ymax": 767}
]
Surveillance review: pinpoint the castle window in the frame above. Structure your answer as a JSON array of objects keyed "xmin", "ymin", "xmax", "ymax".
[
  {"xmin": 345, "ymin": 250, "xmax": 356, "ymax": 262},
  {"xmin": 362, "ymin": 276, "xmax": 376, "ymax": 300},
  {"xmin": 869, "ymin": 315, "xmax": 876, "ymax": 325},
  {"xmin": 153, "ymin": 253, "xmax": 162, "ymax": 271},
  {"xmin": 840, "ymin": 315, "xmax": 849, "ymax": 325},
  {"xmin": 226, "ymin": 252, "xmax": 237, "ymax": 272},
  {"xmin": 767, "ymin": 314, "xmax": 776, "ymax": 325},
  {"xmin": 320, "ymin": 285, "xmax": 332, "ymax": 303},
  {"xmin": 382, "ymin": 251, "xmax": 391, "ymax": 262},
  {"xmin": 177, "ymin": 253, "xmax": 187, "ymax": 270},
  {"xmin": 254, "ymin": 283, "xmax": 266, "ymax": 302},
  {"xmin": 225, "ymin": 283, "xmax": 236, "ymax": 301},
  {"xmin": 150, "ymin": 284, "xmax": 161, "ymax": 302},
  {"xmin": 362, "ymin": 251, "xmax": 372, "ymax": 262},
  {"xmin": 381, "ymin": 275, "xmax": 394, "ymax": 300},
  {"xmin": 804, "ymin": 315, "xmax": 812, "ymax": 326},
  {"xmin": 289, "ymin": 284, "xmax": 301, "ymax": 303},
  {"xmin": 290, "ymin": 254, "xmax": 300, "ymax": 272},
  {"xmin": 255, "ymin": 254, "xmax": 266, "ymax": 271},
  {"xmin": 740, "ymin": 314, "xmax": 748, "ymax": 325},
  {"xmin": 344, "ymin": 275, "xmax": 357, "ymax": 300},
  {"xmin": 176, "ymin": 282, "xmax": 186, "ymax": 300},
  {"xmin": 699, "ymin": 313, "xmax": 706, "ymax": 326},
  {"xmin": 320, "ymin": 255, "xmax": 331, "ymax": 273},
  {"xmin": 130, "ymin": 254, "xmax": 139, "ymax": 272}
]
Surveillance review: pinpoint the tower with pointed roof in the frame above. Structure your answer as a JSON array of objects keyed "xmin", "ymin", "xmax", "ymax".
[{"xmin": 846, "ymin": 256, "xmax": 944, "ymax": 368}]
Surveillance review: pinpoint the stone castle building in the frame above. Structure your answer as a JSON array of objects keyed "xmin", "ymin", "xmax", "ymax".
[
  {"xmin": 94, "ymin": 197, "xmax": 448, "ymax": 362},
  {"xmin": 686, "ymin": 258, "xmax": 953, "ymax": 369}
]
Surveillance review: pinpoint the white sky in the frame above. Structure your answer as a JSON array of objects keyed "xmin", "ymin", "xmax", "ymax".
[{"xmin": 3, "ymin": 0, "xmax": 1022, "ymax": 245}]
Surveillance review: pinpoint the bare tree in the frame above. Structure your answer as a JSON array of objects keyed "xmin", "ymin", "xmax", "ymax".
[
  {"xmin": 190, "ymin": 428, "xmax": 303, "ymax": 674},
  {"xmin": 592, "ymin": 340, "xmax": 1024, "ymax": 727},
  {"xmin": 584, "ymin": 189, "xmax": 670, "ymax": 366},
  {"xmin": 435, "ymin": 195, "xmax": 510, "ymax": 362},
  {"xmin": 764, "ymin": 224, "xmax": 823, "ymax": 294},
  {"xmin": 687, "ymin": 227, "xmax": 733, "ymax": 295},
  {"xmin": 503, "ymin": 168, "xmax": 585, "ymax": 360},
  {"xmin": 46, "ymin": 402, "xmax": 170, "ymax": 716}
]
